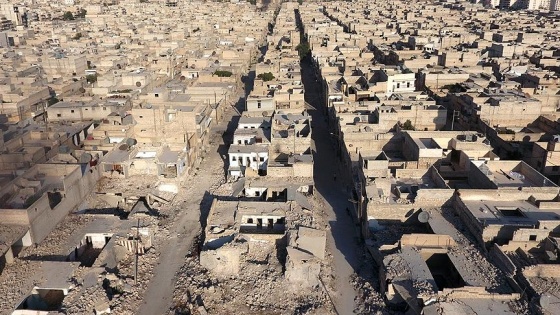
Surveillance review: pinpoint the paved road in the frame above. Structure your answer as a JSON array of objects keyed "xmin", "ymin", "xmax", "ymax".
[{"xmin": 301, "ymin": 59, "xmax": 361, "ymax": 314}]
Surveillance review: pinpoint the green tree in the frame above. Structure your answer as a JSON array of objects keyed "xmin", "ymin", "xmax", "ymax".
[
  {"xmin": 402, "ymin": 119, "xmax": 415, "ymax": 131},
  {"xmin": 297, "ymin": 0, "xmax": 303, "ymax": 4},
  {"xmin": 86, "ymin": 74, "xmax": 98, "ymax": 83},
  {"xmin": 76, "ymin": 9, "xmax": 87, "ymax": 18},
  {"xmin": 47, "ymin": 97, "xmax": 59, "ymax": 106},
  {"xmin": 257, "ymin": 72, "xmax": 275, "ymax": 81},
  {"xmin": 63, "ymin": 11, "xmax": 74, "ymax": 20},
  {"xmin": 296, "ymin": 42, "xmax": 310, "ymax": 60},
  {"xmin": 213, "ymin": 70, "xmax": 233, "ymax": 77},
  {"xmin": 72, "ymin": 32, "xmax": 82, "ymax": 40}
]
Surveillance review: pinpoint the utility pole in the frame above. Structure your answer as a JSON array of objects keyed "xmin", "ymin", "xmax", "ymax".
[
  {"xmin": 293, "ymin": 127, "xmax": 296, "ymax": 155},
  {"xmin": 135, "ymin": 218, "xmax": 140, "ymax": 286}
]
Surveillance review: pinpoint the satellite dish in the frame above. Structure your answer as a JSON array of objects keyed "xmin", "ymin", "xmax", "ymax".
[
  {"xmin": 540, "ymin": 294, "xmax": 551, "ymax": 309},
  {"xmin": 418, "ymin": 211, "xmax": 430, "ymax": 223},
  {"xmin": 262, "ymin": 111, "xmax": 268, "ymax": 117},
  {"xmin": 79, "ymin": 153, "xmax": 92, "ymax": 163}
]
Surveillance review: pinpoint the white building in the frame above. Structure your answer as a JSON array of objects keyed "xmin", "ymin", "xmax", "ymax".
[
  {"xmin": 228, "ymin": 116, "xmax": 272, "ymax": 177},
  {"xmin": 228, "ymin": 145, "xmax": 269, "ymax": 177},
  {"xmin": 387, "ymin": 72, "xmax": 416, "ymax": 96}
]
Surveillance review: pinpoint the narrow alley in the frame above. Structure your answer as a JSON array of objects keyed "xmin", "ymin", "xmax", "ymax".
[{"xmin": 298, "ymin": 40, "xmax": 363, "ymax": 315}]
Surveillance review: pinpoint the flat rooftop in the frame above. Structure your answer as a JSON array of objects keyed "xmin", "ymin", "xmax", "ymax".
[
  {"xmin": 237, "ymin": 201, "xmax": 290, "ymax": 215},
  {"xmin": 480, "ymin": 161, "xmax": 558, "ymax": 188},
  {"xmin": 208, "ymin": 200, "xmax": 237, "ymax": 228},
  {"xmin": 229, "ymin": 144, "xmax": 269, "ymax": 154},
  {"xmin": 103, "ymin": 148, "xmax": 132, "ymax": 164},
  {"xmin": 462, "ymin": 199, "xmax": 560, "ymax": 226}
]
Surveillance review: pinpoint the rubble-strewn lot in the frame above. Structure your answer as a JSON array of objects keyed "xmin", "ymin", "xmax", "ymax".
[
  {"xmin": 172, "ymin": 252, "xmax": 333, "ymax": 315},
  {"xmin": 372, "ymin": 207, "xmax": 515, "ymax": 293},
  {"xmin": 170, "ymin": 190, "xmax": 341, "ymax": 315},
  {"xmin": 0, "ymin": 215, "xmax": 93, "ymax": 312},
  {"xmin": 351, "ymin": 271, "xmax": 386, "ymax": 315},
  {"xmin": 63, "ymin": 248, "xmax": 160, "ymax": 315}
]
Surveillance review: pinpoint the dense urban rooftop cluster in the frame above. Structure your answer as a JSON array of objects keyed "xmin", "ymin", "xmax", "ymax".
[
  {"xmin": 1, "ymin": 0, "xmax": 560, "ymax": 314},
  {"xmin": 297, "ymin": 0, "xmax": 560, "ymax": 313}
]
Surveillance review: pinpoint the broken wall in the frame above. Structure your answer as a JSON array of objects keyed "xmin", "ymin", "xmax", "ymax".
[
  {"xmin": 522, "ymin": 264, "xmax": 560, "ymax": 278},
  {"xmin": 284, "ymin": 247, "xmax": 320, "ymax": 288},
  {"xmin": 0, "ymin": 209, "xmax": 30, "ymax": 225},
  {"xmin": 26, "ymin": 167, "xmax": 99, "ymax": 243},
  {"xmin": 292, "ymin": 227, "xmax": 326, "ymax": 260},
  {"xmin": 489, "ymin": 245, "xmax": 517, "ymax": 277}
]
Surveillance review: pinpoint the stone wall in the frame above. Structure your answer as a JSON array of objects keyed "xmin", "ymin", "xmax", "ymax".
[
  {"xmin": 0, "ymin": 209, "xmax": 30, "ymax": 225},
  {"xmin": 400, "ymin": 234, "xmax": 456, "ymax": 248},
  {"xmin": 415, "ymin": 189, "xmax": 454, "ymax": 203}
]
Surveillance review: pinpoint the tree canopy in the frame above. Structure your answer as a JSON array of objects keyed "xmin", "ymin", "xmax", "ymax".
[
  {"xmin": 76, "ymin": 9, "xmax": 87, "ymax": 18},
  {"xmin": 213, "ymin": 70, "xmax": 233, "ymax": 77},
  {"xmin": 402, "ymin": 120, "xmax": 415, "ymax": 131},
  {"xmin": 62, "ymin": 11, "xmax": 74, "ymax": 20},
  {"xmin": 257, "ymin": 72, "xmax": 275, "ymax": 82},
  {"xmin": 86, "ymin": 74, "xmax": 98, "ymax": 84}
]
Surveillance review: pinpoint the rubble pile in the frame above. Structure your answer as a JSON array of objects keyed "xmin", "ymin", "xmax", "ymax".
[
  {"xmin": 369, "ymin": 224, "xmax": 427, "ymax": 248},
  {"xmin": 63, "ymin": 249, "xmax": 160, "ymax": 314},
  {"xmin": 447, "ymin": 244, "xmax": 510, "ymax": 293},
  {"xmin": 96, "ymin": 175, "xmax": 160, "ymax": 196},
  {"xmin": 0, "ymin": 260, "xmax": 41, "ymax": 311},
  {"xmin": 437, "ymin": 208, "xmax": 513, "ymax": 294},
  {"xmin": 172, "ymin": 255, "xmax": 333, "ymax": 315},
  {"xmin": 507, "ymin": 299, "xmax": 530, "ymax": 314},
  {"xmin": 63, "ymin": 271, "xmax": 110, "ymax": 314},
  {"xmin": 383, "ymin": 254, "xmax": 409, "ymax": 280},
  {"xmin": 529, "ymin": 276, "xmax": 560, "ymax": 295},
  {"xmin": 439, "ymin": 207, "xmax": 480, "ymax": 246},
  {"xmin": 0, "ymin": 215, "xmax": 94, "ymax": 311},
  {"xmin": 287, "ymin": 195, "xmax": 329, "ymax": 230},
  {"xmin": 22, "ymin": 215, "xmax": 94, "ymax": 258},
  {"xmin": 375, "ymin": 208, "xmax": 513, "ymax": 294},
  {"xmin": 351, "ymin": 273, "xmax": 386, "ymax": 315}
]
